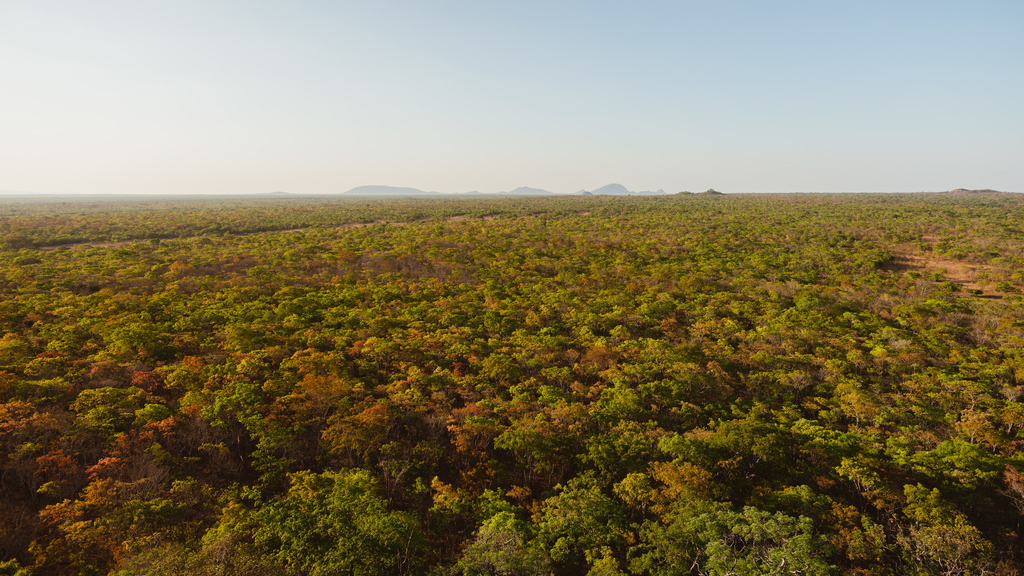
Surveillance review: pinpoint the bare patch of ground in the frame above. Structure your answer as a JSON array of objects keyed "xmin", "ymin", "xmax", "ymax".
[{"xmin": 883, "ymin": 241, "xmax": 1006, "ymax": 298}]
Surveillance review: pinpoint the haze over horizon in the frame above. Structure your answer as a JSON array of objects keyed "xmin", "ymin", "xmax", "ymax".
[{"xmin": 2, "ymin": 1, "xmax": 1022, "ymax": 196}]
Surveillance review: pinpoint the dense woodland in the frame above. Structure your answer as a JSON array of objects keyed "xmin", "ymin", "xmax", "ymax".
[{"xmin": 2, "ymin": 192, "xmax": 1024, "ymax": 575}]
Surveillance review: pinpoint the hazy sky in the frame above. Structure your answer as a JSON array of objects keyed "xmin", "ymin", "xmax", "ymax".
[{"xmin": 2, "ymin": 1, "xmax": 1022, "ymax": 194}]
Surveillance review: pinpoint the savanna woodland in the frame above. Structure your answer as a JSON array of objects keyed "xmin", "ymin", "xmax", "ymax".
[{"xmin": 4, "ymin": 192, "xmax": 1024, "ymax": 576}]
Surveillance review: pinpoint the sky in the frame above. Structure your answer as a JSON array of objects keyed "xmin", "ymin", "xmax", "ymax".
[{"xmin": 1, "ymin": 0, "xmax": 1022, "ymax": 195}]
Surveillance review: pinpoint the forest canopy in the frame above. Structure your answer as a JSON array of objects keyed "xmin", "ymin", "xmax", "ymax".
[{"xmin": 2, "ymin": 192, "xmax": 1024, "ymax": 575}]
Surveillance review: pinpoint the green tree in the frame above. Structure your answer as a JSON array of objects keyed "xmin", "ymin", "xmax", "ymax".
[
  {"xmin": 630, "ymin": 499, "xmax": 835, "ymax": 576},
  {"xmin": 456, "ymin": 511, "xmax": 550, "ymax": 576},
  {"xmin": 253, "ymin": 469, "xmax": 422, "ymax": 576},
  {"xmin": 899, "ymin": 484, "xmax": 992, "ymax": 576},
  {"xmin": 536, "ymin": 473, "xmax": 628, "ymax": 572}
]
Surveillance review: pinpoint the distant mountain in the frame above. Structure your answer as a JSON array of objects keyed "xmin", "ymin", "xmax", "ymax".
[
  {"xmin": 588, "ymin": 183, "xmax": 631, "ymax": 195},
  {"xmin": 948, "ymin": 188, "xmax": 1004, "ymax": 195},
  {"xmin": 341, "ymin": 186, "xmax": 440, "ymax": 196},
  {"xmin": 582, "ymin": 183, "xmax": 668, "ymax": 196},
  {"xmin": 501, "ymin": 186, "xmax": 556, "ymax": 196}
]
